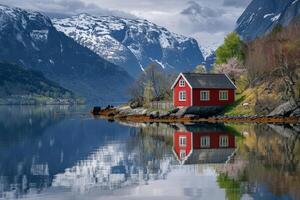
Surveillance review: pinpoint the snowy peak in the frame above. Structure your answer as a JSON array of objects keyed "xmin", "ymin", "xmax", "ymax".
[
  {"xmin": 0, "ymin": 4, "xmax": 52, "ymax": 29},
  {"xmin": 53, "ymin": 14, "xmax": 204, "ymax": 77},
  {"xmin": 0, "ymin": 4, "xmax": 133, "ymax": 102},
  {"xmin": 235, "ymin": 0, "xmax": 300, "ymax": 41}
]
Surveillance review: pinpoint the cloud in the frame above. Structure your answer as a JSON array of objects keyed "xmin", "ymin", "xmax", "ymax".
[
  {"xmin": 181, "ymin": 1, "xmax": 223, "ymax": 18},
  {"xmin": 180, "ymin": 1, "xmax": 235, "ymax": 33},
  {"xmin": 223, "ymin": 0, "xmax": 251, "ymax": 8},
  {"xmin": 0, "ymin": 0, "xmax": 136, "ymax": 18}
]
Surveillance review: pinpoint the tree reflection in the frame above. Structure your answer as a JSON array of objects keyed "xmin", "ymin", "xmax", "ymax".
[{"xmin": 218, "ymin": 123, "xmax": 300, "ymax": 200}]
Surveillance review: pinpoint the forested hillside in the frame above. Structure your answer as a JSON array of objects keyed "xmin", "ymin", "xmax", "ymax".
[
  {"xmin": 0, "ymin": 63, "xmax": 82, "ymax": 104},
  {"xmin": 214, "ymin": 21, "xmax": 300, "ymax": 116},
  {"xmin": 243, "ymin": 21, "xmax": 300, "ymax": 114}
]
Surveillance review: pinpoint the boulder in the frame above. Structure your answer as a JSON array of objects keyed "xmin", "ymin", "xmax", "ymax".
[
  {"xmin": 158, "ymin": 111, "xmax": 170, "ymax": 118},
  {"xmin": 184, "ymin": 114, "xmax": 198, "ymax": 119},
  {"xmin": 169, "ymin": 108, "xmax": 180, "ymax": 114},
  {"xmin": 290, "ymin": 108, "xmax": 300, "ymax": 117},
  {"xmin": 122, "ymin": 108, "xmax": 147, "ymax": 116},
  {"xmin": 92, "ymin": 106, "xmax": 101, "ymax": 115},
  {"xmin": 268, "ymin": 101, "xmax": 298, "ymax": 117},
  {"xmin": 174, "ymin": 107, "xmax": 188, "ymax": 117},
  {"xmin": 108, "ymin": 112, "xmax": 115, "ymax": 117},
  {"xmin": 148, "ymin": 111, "xmax": 159, "ymax": 119},
  {"xmin": 129, "ymin": 99, "xmax": 143, "ymax": 109}
]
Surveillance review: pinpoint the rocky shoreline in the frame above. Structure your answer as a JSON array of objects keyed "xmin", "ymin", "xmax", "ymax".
[{"xmin": 92, "ymin": 105, "xmax": 300, "ymax": 124}]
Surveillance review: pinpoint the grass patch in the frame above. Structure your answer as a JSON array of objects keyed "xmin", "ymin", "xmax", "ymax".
[{"xmin": 223, "ymin": 93, "xmax": 255, "ymax": 116}]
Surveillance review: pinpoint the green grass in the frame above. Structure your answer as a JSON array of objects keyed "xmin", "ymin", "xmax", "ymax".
[{"xmin": 223, "ymin": 93, "xmax": 255, "ymax": 116}]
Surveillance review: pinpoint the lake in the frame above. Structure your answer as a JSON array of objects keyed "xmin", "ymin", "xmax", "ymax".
[{"xmin": 0, "ymin": 106, "xmax": 299, "ymax": 200}]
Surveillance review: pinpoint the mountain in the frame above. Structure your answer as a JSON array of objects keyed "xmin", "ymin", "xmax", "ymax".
[
  {"xmin": 235, "ymin": 0, "xmax": 300, "ymax": 41},
  {"xmin": 204, "ymin": 52, "xmax": 216, "ymax": 72},
  {"xmin": 0, "ymin": 5, "xmax": 133, "ymax": 103},
  {"xmin": 0, "ymin": 62, "xmax": 82, "ymax": 104},
  {"xmin": 52, "ymin": 14, "xmax": 205, "ymax": 77}
]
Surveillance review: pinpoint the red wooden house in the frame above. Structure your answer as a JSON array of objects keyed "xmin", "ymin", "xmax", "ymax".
[
  {"xmin": 172, "ymin": 125, "xmax": 236, "ymax": 165},
  {"xmin": 171, "ymin": 73, "xmax": 236, "ymax": 107}
]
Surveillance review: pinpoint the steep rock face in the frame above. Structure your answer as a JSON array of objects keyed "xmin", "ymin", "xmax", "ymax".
[
  {"xmin": 0, "ymin": 5, "xmax": 133, "ymax": 102},
  {"xmin": 235, "ymin": 0, "xmax": 300, "ymax": 41},
  {"xmin": 53, "ymin": 14, "xmax": 205, "ymax": 77},
  {"xmin": 204, "ymin": 52, "xmax": 216, "ymax": 72}
]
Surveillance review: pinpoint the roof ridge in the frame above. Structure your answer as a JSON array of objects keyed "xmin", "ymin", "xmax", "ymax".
[
  {"xmin": 182, "ymin": 72, "xmax": 226, "ymax": 75},
  {"xmin": 180, "ymin": 72, "xmax": 236, "ymax": 89}
]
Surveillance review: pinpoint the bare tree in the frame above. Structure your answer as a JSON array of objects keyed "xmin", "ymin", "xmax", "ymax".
[
  {"xmin": 128, "ymin": 63, "xmax": 176, "ymax": 106},
  {"xmin": 193, "ymin": 65, "xmax": 206, "ymax": 73},
  {"xmin": 214, "ymin": 57, "xmax": 246, "ymax": 83}
]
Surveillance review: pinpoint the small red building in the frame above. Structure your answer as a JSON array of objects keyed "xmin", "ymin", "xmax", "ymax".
[{"xmin": 171, "ymin": 73, "xmax": 237, "ymax": 107}]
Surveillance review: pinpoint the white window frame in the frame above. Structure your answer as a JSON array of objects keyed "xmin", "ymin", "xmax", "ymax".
[
  {"xmin": 179, "ymin": 79, "xmax": 185, "ymax": 87},
  {"xmin": 219, "ymin": 136, "xmax": 229, "ymax": 148},
  {"xmin": 219, "ymin": 90, "xmax": 228, "ymax": 101},
  {"xmin": 200, "ymin": 136, "xmax": 210, "ymax": 148},
  {"xmin": 200, "ymin": 91, "xmax": 210, "ymax": 101},
  {"xmin": 180, "ymin": 150, "xmax": 186, "ymax": 159},
  {"xmin": 179, "ymin": 136, "xmax": 187, "ymax": 147},
  {"xmin": 179, "ymin": 91, "xmax": 186, "ymax": 101}
]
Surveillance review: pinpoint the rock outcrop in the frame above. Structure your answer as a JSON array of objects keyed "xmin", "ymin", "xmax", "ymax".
[{"xmin": 268, "ymin": 101, "xmax": 299, "ymax": 117}]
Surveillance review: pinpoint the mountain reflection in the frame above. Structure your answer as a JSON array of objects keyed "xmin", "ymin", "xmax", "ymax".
[{"xmin": 0, "ymin": 106, "xmax": 299, "ymax": 200}]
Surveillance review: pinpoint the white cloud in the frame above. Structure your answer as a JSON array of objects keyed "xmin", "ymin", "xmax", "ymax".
[
  {"xmin": 0, "ymin": 0, "xmax": 136, "ymax": 18},
  {"xmin": 223, "ymin": 0, "xmax": 252, "ymax": 8}
]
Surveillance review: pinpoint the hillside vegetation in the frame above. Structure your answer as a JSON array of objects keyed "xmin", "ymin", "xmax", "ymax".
[
  {"xmin": 0, "ymin": 63, "xmax": 83, "ymax": 105},
  {"xmin": 215, "ymin": 21, "xmax": 300, "ymax": 116}
]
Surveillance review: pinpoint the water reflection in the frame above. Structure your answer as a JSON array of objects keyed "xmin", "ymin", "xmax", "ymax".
[
  {"xmin": 0, "ymin": 106, "xmax": 299, "ymax": 200},
  {"xmin": 172, "ymin": 124, "xmax": 237, "ymax": 165}
]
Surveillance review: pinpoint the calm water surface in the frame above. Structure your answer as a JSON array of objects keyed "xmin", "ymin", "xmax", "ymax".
[{"xmin": 0, "ymin": 106, "xmax": 299, "ymax": 200}]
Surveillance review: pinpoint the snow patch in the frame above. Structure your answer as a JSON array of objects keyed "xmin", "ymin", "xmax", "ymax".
[
  {"xmin": 53, "ymin": 14, "xmax": 203, "ymax": 75},
  {"xmin": 247, "ymin": 13, "xmax": 255, "ymax": 24},
  {"xmin": 154, "ymin": 59, "xmax": 166, "ymax": 69},
  {"xmin": 60, "ymin": 42, "xmax": 63, "ymax": 53},
  {"xmin": 31, "ymin": 41, "xmax": 39, "ymax": 51},
  {"xmin": 139, "ymin": 63, "xmax": 145, "ymax": 72},
  {"xmin": 271, "ymin": 14, "xmax": 281, "ymax": 22},
  {"xmin": 264, "ymin": 13, "xmax": 274, "ymax": 18},
  {"xmin": 30, "ymin": 30, "xmax": 49, "ymax": 42},
  {"xmin": 16, "ymin": 34, "xmax": 26, "ymax": 47},
  {"xmin": 200, "ymin": 43, "xmax": 218, "ymax": 60}
]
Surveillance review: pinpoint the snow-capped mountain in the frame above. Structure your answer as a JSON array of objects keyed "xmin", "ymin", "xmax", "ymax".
[
  {"xmin": 53, "ymin": 14, "xmax": 205, "ymax": 77},
  {"xmin": 0, "ymin": 5, "xmax": 133, "ymax": 102},
  {"xmin": 235, "ymin": 0, "xmax": 300, "ymax": 41}
]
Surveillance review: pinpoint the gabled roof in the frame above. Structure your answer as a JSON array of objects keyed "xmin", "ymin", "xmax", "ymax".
[
  {"xmin": 184, "ymin": 148, "xmax": 236, "ymax": 165},
  {"xmin": 171, "ymin": 73, "xmax": 237, "ymax": 89}
]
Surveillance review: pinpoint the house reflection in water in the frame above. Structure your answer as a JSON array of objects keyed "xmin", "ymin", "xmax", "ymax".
[{"xmin": 172, "ymin": 124, "xmax": 237, "ymax": 165}]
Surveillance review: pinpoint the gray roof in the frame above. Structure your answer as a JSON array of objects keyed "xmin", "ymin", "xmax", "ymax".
[
  {"xmin": 184, "ymin": 148, "xmax": 236, "ymax": 165},
  {"xmin": 182, "ymin": 73, "xmax": 236, "ymax": 89}
]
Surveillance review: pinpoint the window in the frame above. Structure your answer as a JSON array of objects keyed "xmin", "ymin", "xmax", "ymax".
[
  {"xmin": 219, "ymin": 90, "xmax": 228, "ymax": 100},
  {"xmin": 200, "ymin": 136, "xmax": 210, "ymax": 148},
  {"xmin": 219, "ymin": 136, "xmax": 229, "ymax": 147},
  {"xmin": 179, "ymin": 91, "xmax": 186, "ymax": 101},
  {"xmin": 200, "ymin": 91, "xmax": 210, "ymax": 101},
  {"xmin": 180, "ymin": 150, "xmax": 186, "ymax": 159},
  {"xmin": 179, "ymin": 79, "xmax": 185, "ymax": 87},
  {"xmin": 179, "ymin": 136, "xmax": 186, "ymax": 146}
]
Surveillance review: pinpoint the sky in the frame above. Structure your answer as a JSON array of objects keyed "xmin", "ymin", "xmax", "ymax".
[{"xmin": 0, "ymin": 0, "xmax": 252, "ymax": 52}]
